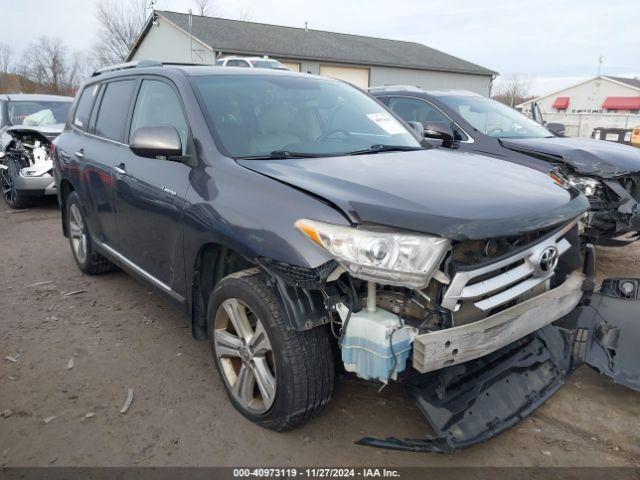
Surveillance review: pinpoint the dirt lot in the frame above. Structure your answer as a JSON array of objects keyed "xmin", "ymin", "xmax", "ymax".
[{"xmin": 1, "ymin": 199, "xmax": 639, "ymax": 467}]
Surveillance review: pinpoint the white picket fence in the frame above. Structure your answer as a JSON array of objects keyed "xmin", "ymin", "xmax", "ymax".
[{"xmin": 542, "ymin": 112, "xmax": 640, "ymax": 138}]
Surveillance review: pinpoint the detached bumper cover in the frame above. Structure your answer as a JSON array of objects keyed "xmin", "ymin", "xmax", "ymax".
[{"xmin": 357, "ymin": 277, "xmax": 640, "ymax": 453}]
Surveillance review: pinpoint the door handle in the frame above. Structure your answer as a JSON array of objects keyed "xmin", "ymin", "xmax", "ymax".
[
  {"xmin": 74, "ymin": 149, "xmax": 84, "ymax": 159},
  {"xmin": 114, "ymin": 163, "xmax": 127, "ymax": 175},
  {"xmin": 59, "ymin": 150, "xmax": 71, "ymax": 164}
]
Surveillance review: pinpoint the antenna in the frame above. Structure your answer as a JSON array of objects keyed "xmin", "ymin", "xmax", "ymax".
[
  {"xmin": 304, "ymin": 21, "xmax": 308, "ymax": 31},
  {"xmin": 597, "ymin": 55, "xmax": 604, "ymax": 76},
  {"xmin": 188, "ymin": 8, "xmax": 206, "ymax": 63}
]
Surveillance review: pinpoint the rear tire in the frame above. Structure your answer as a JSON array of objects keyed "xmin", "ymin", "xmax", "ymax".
[
  {"xmin": 65, "ymin": 191, "xmax": 115, "ymax": 275},
  {"xmin": 207, "ymin": 268, "xmax": 334, "ymax": 431},
  {"xmin": 1, "ymin": 160, "xmax": 30, "ymax": 209}
]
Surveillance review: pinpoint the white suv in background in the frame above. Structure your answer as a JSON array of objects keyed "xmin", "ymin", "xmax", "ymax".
[{"xmin": 216, "ymin": 56, "xmax": 288, "ymax": 70}]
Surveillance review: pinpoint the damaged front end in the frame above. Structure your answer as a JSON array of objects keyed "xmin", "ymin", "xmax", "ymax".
[
  {"xmin": 0, "ymin": 127, "xmax": 57, "ymax": 195},
  {"xmin": 500, "ymin": 138, "xmax": 640, "ymax": 243},
  {"xmin": 266, "ymin": 215, "xmax": 640, "ymax": 453},
  {"xmin": 358, "ymin": 277, "xmax": 640, "ymax": 453}
]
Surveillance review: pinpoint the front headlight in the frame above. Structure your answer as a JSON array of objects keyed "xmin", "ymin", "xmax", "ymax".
[
  {"xmin": 567, "ymin": 175, "xmax": 601, "ymax": 197},
  {"xmin": 295, "ymin": 219, "xmax": 450, "ymax": 288}
]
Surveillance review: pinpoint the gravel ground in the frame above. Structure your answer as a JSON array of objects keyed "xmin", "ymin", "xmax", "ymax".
[{"xmin": 1, "ymin": 198, "xmax": 639, "ymax": 467}]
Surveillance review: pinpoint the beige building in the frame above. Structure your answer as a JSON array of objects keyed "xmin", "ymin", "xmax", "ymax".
[
  {"xmin": 517, "ymin": 76, "xmax": 640, "ymax": 114},
  {"xmin": 126, "ymin": 10, "xmax": 496, "ymax": 95},
  {"xmin": 517, "ymin": 76, "xmax": 640, "ymax": 138}
]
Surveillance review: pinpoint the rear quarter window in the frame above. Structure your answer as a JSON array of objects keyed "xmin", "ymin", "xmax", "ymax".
[{"xmin": 93, "ymin": 79, "xmax": 136, "ymax": 142}]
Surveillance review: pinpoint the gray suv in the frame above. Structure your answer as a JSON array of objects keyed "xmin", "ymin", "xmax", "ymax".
[{"xmin": 52, "ymin": 61, "xmax": 640, "ymax": 452}]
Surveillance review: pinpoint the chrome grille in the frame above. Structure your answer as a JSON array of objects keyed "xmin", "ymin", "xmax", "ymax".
[{"xmin": 442, "ymin": 219, "xmax": 578, "ymax": 312}]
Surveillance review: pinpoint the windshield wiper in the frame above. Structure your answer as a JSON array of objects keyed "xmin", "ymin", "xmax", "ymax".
[
  {"xmin": 344, "ymin": 144, "xmax": 424, "ymax": 156},
  {"xmin": 236, "ymin": 150, "xmax": 328, "ymax": 160}
]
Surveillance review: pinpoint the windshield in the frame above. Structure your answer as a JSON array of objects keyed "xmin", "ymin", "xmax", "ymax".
[
  {"xmin": 250, "ymin": 60, "xmax": 286, "ymax": 70},
  {"xmin": 438, "ymin": 95, "xmax": 553, "ymax": 139},
  {"xmin": 192, "ymin": 75, "xmax": 421, "ymax": 158},
  {"xmin": 8, "ymin": 100, "xmax": 71, "ymax": 126}
]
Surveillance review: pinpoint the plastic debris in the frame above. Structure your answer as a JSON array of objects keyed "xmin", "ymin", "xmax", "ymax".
[
  {"xmin": 29, "ymin": 281, "xmax": 54, "ymax": 287},
  {"xmin": 5, "ymin": 352, "xmax": 23, "ymax": 363},
  {"xmin": 84, "ymin": 412, "xmax": 96, "ymax": 419},
  {"xmin": 64, "ymin": 290, "xmax": 88, "ymax": 297},
  {"xmin": 43, "ymin": 415, "xmax": 57, "ymax": 424},
  {"xmin": 67, "ymin": 359, "xmax": 74, "ymax": 370},
  {"xmin": 120, "ymin": 388, "xmax": 134, "ymax": 414},
  {"xmin": 0, "ymin": 410, "xmax": 13, "ymax": 418}
]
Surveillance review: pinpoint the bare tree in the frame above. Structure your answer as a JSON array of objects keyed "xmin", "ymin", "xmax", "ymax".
[
  {"xmin": 237, "ymin": 6, "xmax": 254, "ymax": 21},
  {"xmin": 492, "ymin": 74, "xmax": 534, "ymax": 108},
  {"xmin": 0, "ymin": 43, "xmax": 13, "ymax": 74},
  {"xmin": 0, "ymin": 43, "xmax": 15, "ymax": 93},
  {"xmin": 193, "ymin": 0, "xmax": 215, "ymax": 16},
  {"xmin": 93, "ymin": 0, "xmax": 149, "ymax": 67},
  {"xmin": 20, "ymin": 37, "xmax": 87, "ymax": 95}
]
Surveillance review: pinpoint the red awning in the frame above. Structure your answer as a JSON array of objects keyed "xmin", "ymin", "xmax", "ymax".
[
  {"xmin": 602, "ymin": 97, "xmax": 640, "ymax": 110},
  {"xmin": 552, "ymin": 97, "xmax": 570, "ymax": 109}
]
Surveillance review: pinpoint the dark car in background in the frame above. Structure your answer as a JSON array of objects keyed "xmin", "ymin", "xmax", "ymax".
[
  {"xmin": 0, "ymin": 93, "xmax": 73, "ymax": 208},
  {"xmin": 370, "ymin": 86, "xmax": 640, "ymax": 244},
  {"xmin": 52, "ymin": 62, "xmax": 639, "ymax": 453}
]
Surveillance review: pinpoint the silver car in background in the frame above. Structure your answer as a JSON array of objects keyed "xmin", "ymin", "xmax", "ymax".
[{"xmin": 0, "ymin": 94, "xmax": 73, "ymax": 208}]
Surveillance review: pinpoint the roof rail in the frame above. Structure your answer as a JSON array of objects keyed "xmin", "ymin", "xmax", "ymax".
[
  {"xmin": 92, "ymin": 59, "xmax": 163, "ymax": 77},
  {"xmin": 368, "ymin": 85, "xmax": 424, "ymax": 93}
]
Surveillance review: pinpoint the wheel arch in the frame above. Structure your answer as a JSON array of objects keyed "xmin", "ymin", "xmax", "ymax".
[
  {"xmin": 58, "ymin": 178, "xmax": 75, "ymax": 237},
  {"xmin": 190, "ymin": 242, "xmax": 255, "ymax": 340}
]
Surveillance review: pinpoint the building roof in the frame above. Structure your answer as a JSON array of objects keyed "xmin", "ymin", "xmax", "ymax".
[
  {"xmin": 128, "ymin": 10, "xmax": 496, "ymax": 76},
  {"xmin": 606, "ymin": 76, "xmax": 640, "ymax": 90}
]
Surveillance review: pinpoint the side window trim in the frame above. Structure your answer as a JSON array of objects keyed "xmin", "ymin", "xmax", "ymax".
[
  {"xmin": 90, "ymin": 77, "xmax": 139, "ymax": 145},
  {"xmin": 127, "ymin": 75, "xmax": 192, "ymax": 157},
  {"xmin": 388, "ymin": 95, "xmax": 474, "ymax": 144}
]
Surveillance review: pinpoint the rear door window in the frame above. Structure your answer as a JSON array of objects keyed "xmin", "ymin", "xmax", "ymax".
[
  {"xmin": 388, "ymin": 97, "xmax": 468, "ymax": 141},
  {"xmin": 73, "ymin": 84, "xmax": 100, "ymax": 131},
  {"xmin": 93, "ymin": 79, "xmax": 136, "ymax": 142},
  {"xmin": 129, "ymin": 79, "xmax": 188, "ymax": 154}
]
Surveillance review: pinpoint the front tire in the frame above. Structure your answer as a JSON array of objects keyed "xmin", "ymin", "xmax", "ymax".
[
  {"xmin": 207, "ymin": 268, "xmax": 334, "ymax": 431},
  {"xmin": 1, "ymin": 160, "xmax": 30, "ymax": 209},
  {"xmin": 65, "ymin": 191, "xmax": 114, "ymax": 275}
]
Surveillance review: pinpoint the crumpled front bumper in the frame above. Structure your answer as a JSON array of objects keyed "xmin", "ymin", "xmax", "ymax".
[
  {"xmin": 412, "ymin": 271, "xmax": 586, "ymax": 373},
  {"xmin": 357, "ymin": 277, "xmax": 640, "ymax": 453}
]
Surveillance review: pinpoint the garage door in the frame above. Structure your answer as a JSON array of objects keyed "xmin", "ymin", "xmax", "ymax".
[
  {"xmin": 280, "ymin": 62, "xmax": 300, "ymax": 72},
  {"xmin": 319, "ymin": 65, "xmax": 369, "ymax": 89}
]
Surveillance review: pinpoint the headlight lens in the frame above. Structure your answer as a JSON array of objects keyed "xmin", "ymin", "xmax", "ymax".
[
  {"xmin": 567, "ymin": 175, "xmax": 601, "ymax": 197},
  {"xmin": 295, "ymin": 219, "xmax": 450, "ymax": 288}
]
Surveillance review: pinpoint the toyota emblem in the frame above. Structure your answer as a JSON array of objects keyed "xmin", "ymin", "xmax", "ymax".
[{"xmin": 537, "ymin": 246, "xmax": 559, "ymax": 274}]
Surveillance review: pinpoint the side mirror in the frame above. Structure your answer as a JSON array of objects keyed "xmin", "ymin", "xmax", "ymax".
[
  {"xmin": 407, "ymin": 121, "xmax": 424, "ymax": 137},
  {"xmin": 424, "ymin": 122, "xmax": 455, "ymax": 148},
  {"xmin": 130, "ymin": 125, "xmax": 182, "ymax": 159},
  {"xmin": 546, "ymin": 123, "xmax": 566, "ymax": 137}
]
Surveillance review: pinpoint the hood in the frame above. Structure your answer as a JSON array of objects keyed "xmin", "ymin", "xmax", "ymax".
[
  {"xmin": 6, "ymin": 124, "xmax": 64, "ymax": 142},
  {"xmin": 238, "ymin": 149, "xmax": 588, "ymax": 241},
  {"xmin": 500, "ymin": 136, "xmax": 640, "ymax": 177}
]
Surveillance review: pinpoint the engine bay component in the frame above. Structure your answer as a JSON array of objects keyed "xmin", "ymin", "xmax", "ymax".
[{"xmin": 338, "ymin": 282, "xmax": 417, "ymax": 383}]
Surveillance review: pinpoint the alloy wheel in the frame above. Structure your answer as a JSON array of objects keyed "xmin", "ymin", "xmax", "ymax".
[
  {"xmin": 69, "ymin": 203, "xmax": 88, "ymax": 264},
  {"xmin": 0, "ymin": 168, "xmax": 15, "ymax": 205},
  {"xmin": 214, "ymin": 298, "xmax": 277, "ymax": 414}
]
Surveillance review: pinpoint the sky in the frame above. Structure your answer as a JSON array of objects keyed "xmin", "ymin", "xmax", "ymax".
[{"xmin": 1, "ymin": 0, "xmax": 639, "ymax": 96}]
